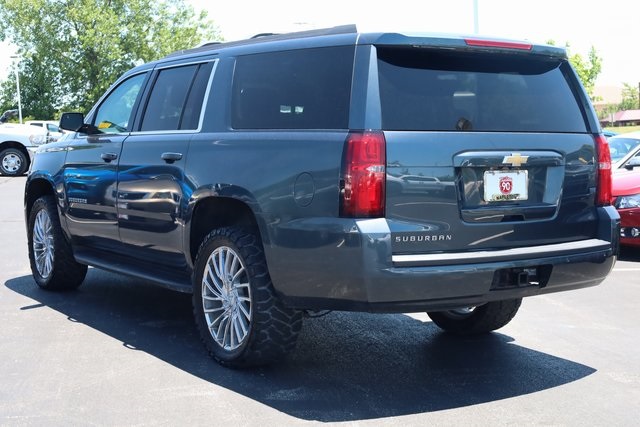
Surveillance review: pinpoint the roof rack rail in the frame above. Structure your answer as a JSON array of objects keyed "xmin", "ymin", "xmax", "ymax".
[
  {"xmin": 251, "ymin": 33, "xmax": 280, "ymax": 39},
  {"xmin": 164, "ymin": 24, "xmax": 358, "ymax": 59}
]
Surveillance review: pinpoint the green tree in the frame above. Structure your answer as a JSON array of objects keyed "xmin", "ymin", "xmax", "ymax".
[
  {"xmin": 619, "ymin": 82, "xmax": 639, "ymax": 111},
  {"xmin": 0, "ymin": 56, "xmax": 59, "ymax": 119},
  {"xmin": 546, "ymin": 41, "xmax": 602, "ymax": 99},
  {"xmin": 0, "ymin": 0, "xmax": 220, "ymax": 117},
  {"xmin": 569, "ymin": 46, "xmax": 602, "ymax": 99}
]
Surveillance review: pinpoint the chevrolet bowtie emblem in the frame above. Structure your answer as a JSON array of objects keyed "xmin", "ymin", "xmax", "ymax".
[{"xmin": 502, "ymin": 153, "xmax": 529, "ymax": 167}]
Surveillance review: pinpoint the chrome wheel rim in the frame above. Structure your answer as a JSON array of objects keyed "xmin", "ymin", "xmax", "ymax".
[
  {"xmin": 2, "ymin": 153, "xmax": 22, "ymax": 173},
  {"xmin": 448, "ymin": 306, "xmax": 477, "ymax": 317},
  {"xmin": 445, "ymin": 306, "xmax": 479, "ymax": 319},
  {"xmin": 202, "ymin": 246, "xmax": 252, "ymax": 351},
  {"xmin": 33, "ymin": 209, "xmax": 54, "ymax": 279}
]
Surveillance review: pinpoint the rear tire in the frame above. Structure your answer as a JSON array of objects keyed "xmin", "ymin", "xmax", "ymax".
[
  {"xmin": 27, "ymin": 195, "xmax": 87, "ymax": 290},
  {"xmin": 0, "ymin": 148, "xmax": 28, "ymax": 176},
  {"xmin": 193, "ymin": 226, "xmax": 302, "ymax": 367},
  {"xmin": 427, "ymin": 299, "xmax": 522, "ymax": 335}
]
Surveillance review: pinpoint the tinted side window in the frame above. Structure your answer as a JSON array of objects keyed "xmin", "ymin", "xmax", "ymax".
[
  {"xmin": 140, "ymin": 62, "xmax": 214, "ymax": 131},
  {"xmin": 141, "ymin": 65, "xmax": 198, "ymax": 131},
  {"xmin": 232, "ymin": 46, "xmax": 354, "ymax": 130},
  {"xmin": 377, "ymin": 47, "xmax": 587, "ymax": 133},
  {"xmin": 180, "ymin": 62, "xmax": 214, "ymax": 130},
  {"xmin": 94, "ymin": 73, "xmax": 147, "ymax": 133}
]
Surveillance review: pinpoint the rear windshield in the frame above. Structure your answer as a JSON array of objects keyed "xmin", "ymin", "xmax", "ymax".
[{"xmin": 377, "ymin": 47, "xmax": 587, "ymax": 133}]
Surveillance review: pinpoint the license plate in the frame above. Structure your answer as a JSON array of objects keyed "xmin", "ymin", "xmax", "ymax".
[{"xmin": 483, "ymin": 170, "xmax": 528, "ymax": 202}]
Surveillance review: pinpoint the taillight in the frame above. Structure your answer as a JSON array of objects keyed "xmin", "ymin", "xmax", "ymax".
[
  {"xmin": 595, "ymin": 134, "xmax": 612, "ymax": 206},
  {"xmin": 464, "ymin": 38, "xmax": 532, "ymax": 50},
  {"xmin": 340, "ymin": 131, "xmax": 386, "ymax": 218}
]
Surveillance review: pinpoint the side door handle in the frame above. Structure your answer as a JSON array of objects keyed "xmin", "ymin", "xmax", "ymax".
[
  {"xmin": 101, "ymin": 152, "xmax": 118, "ymax": 162},
  {"xmin": 161, "ymin": 152, "xmax": 183, "ymax": 164}
]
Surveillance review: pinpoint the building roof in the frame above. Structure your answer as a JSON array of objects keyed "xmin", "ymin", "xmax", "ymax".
[{"xmin": 613, "ymin": 110, "xmax": 640, "ymax": 122}]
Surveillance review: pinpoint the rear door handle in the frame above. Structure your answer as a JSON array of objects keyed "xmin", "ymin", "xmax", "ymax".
[
  {"xmin": 161, "ymin": 152, "xmax": 183, "ymax": 163},
  {"xmin": 101, "ymin": 152, "xmax": 118, "ymax": 162}
]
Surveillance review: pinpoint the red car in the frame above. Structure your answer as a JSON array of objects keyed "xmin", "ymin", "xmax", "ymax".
[
  {"xmin": 609, "ymin": 133, "xmax": 640, "ymax": 246},
  {"xmin": 612, "ymin": 166, "xmax": 640, "ymax": 247}
]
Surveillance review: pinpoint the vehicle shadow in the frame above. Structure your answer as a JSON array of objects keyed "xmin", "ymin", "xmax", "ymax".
[{"xmin": 6, "ymin": 270, "xmax": 595, "ymax": 422}]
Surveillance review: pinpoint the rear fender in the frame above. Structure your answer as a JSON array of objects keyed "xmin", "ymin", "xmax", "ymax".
[{"xmin": 184, "ymin": 184, "xmax": 269, "ymax": 269}]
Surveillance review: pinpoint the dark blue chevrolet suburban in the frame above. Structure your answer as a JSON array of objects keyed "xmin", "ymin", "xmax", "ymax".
[{"xmin": 24, "ymin": 25, "xmax": 619, "ymax": 367}]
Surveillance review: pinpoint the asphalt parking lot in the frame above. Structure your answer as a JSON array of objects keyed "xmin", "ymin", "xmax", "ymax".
[{"xmin": 1, "ymin": 175, "xmax": 639, "ymax": 426}]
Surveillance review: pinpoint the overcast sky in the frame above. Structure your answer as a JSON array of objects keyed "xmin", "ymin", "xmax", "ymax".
[{"xmin": 0, "ymin": 0, "xmax": 637, "ymax": 87}]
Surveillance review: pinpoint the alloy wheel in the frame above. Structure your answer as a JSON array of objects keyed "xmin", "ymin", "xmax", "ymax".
[
  {"xmin": 33, "ymin": 209, "xmax": 54, "ymax": 279},
  {"xmin": 447, "ymin": 306, "xmax": 480, "ymax": 317},
  {"xmin": 201, "ymin": 246, "xmax": 252, "ymax": 351}
]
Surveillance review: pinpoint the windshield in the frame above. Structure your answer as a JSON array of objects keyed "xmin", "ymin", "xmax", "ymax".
[
  {"xmin": 377, "ymin": 47, "xmax": 587, "ymax": 133},
  {"xmin": 609, "ymin": 137, "xmax": 640, "ymax": 162}
]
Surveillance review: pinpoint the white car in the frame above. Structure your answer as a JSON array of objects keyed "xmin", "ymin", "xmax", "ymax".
[
  {"xmin": 0, "ymin": 123, "xmax": 47, "ymax": 176},
  {"xmin": 25, "ymin": 120, "xmax": 65, "ymax": 143}
]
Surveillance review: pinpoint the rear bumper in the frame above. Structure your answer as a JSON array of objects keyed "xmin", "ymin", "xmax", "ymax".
[
  {"xmin": 264, "ymin": 207, "xmax": 619, "ymax": 313},
  {"xmin": 618, "ymin": 208, "xmax": 640, "ymax": 246},
  {"xmin": 344, "ymin": 249, "xmax": 614, "ymax": 313},
  {"xmin": 276, "ymin": 244, "xmax": 616, "ymax": 313}
]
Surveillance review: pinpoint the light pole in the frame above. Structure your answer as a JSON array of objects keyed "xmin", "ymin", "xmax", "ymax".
[
  {"xmin": 9, "ymin": 55, "xmax": 22, "ymax": 124},
  {"xmin": 473, "ymin": 0, "xmax": 479, "ymax": 34}
]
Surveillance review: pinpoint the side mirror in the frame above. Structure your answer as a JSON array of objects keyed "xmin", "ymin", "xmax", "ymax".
[
  {"xmin": 59, "ymin": 112, "xmax": 85, "ymax": 132},
  {"xmin": 624, "ymin": 157, "xmax": 640, "ymax": 170}
]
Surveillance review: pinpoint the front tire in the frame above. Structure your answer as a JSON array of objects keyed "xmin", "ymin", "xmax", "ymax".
[
  {"xmin": 27, "ymin": 195, "xmax": 87, "ymax": 290},
  {"xmin": 0, "ymin": 148, "xmax": 28, "ymax": 176},
  {"xmin": 427, "ymin": 299, "xmax": 522, "ymax": 335},
  {"xmin": 193, "ymin": 227, "xmax": 302, "ymax": 367}
]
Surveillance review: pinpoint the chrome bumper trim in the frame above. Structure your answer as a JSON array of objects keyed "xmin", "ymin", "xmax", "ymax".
[{"xmin": 392, "ymin": 239, "xmax": 611, "ymax": 265}]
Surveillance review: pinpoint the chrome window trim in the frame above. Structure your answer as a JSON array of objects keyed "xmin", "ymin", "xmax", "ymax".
[
  {"xmin": 131, "ymin": 58, "xmax": 218, "ymax": 135},
  {"xmin": 196, "ymin": 59, "xmax": 218, "ymax": 131},
  {"xmin": 155, "ymin": 58, "xmax": 218, "ymax": 71}
]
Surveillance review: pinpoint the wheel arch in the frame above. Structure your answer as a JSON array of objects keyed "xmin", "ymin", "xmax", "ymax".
[
  {"xmin": 24, "ymin": 176, "xmax": 57, "ymax": 222},
  {"xmin": 186, "ymin": 191, "xmax": 268, "ymax": 269},
  {"xmin": 1, "ymin": 140, "xmax": 31, "ymax": 157}
]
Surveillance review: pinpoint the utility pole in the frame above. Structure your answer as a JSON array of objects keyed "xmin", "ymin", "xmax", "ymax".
[{"xmin": 10, "ymin": 55, "xmax": 22, "ymax": 124}]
